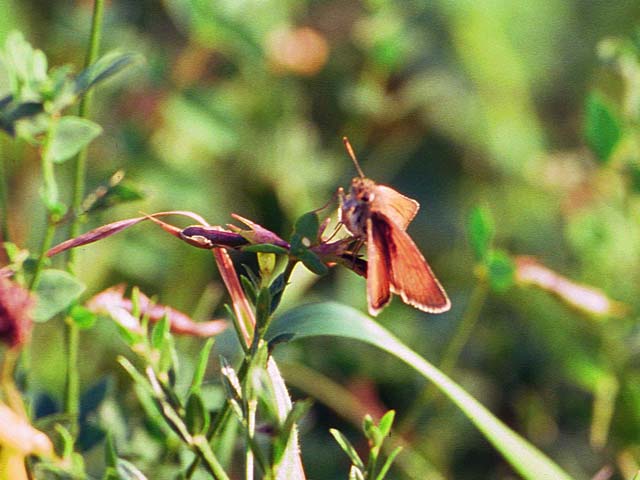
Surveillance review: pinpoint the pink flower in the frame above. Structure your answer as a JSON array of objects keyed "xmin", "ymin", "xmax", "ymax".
[
  {"xmin": 87, "ymin": 285, "xmax": 227, "ymax": 337},
  {"xmin": 0, "ymin": 278, "xmax": 34, "ymax": 348}
]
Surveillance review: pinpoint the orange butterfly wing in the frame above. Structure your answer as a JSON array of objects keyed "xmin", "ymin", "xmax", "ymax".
[
  {"xmin": 371, "ymin": 185, "xmax": 419, "ymax": 231},
  {"xmin": 372, "ymin": 212, "xmax": 450, "ymax": 314},
  {"xmin": 366, "ymin": 217, "xmax": 392, "ymax": 316}
]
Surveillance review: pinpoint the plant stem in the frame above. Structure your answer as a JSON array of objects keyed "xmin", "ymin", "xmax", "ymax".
[
  {"xmin": 69, "ymin": 0, "xmax": 104, "ymax": 264},
  {"xmin": 63, "ymin": 0, "xmax": 105, "ymax": 430},
  {"xmin": 245, "ymin": 399, "xmax": 256, "ymax": 480},
  {"xmin": 64, "ymin": 316, "xmax": 80, "ymax": 434},
  {"xmin": 30, "ymin": 116, "xmax": 60, "ymax": 291},
  {"xmin": 0, "ymin": 153, "xmax": 9, "ymax": 243},
  {"xmin": 397, "ymin": 280, "xmax": 489, "ymax": 434},
  {"xmin": 193, "ymin": 435, "xmax": 231, "ymax": 480},
  {"xmin": 29, "ymin": 223, "xmax": 55, "ymax": 290}
]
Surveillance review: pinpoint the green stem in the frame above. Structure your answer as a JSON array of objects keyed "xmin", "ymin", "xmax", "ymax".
[
  {"xmin": 64, "ymin": 316, "xmax": 80, "ymax": 435},
  {"xmin": 397, "ymin": 280, "xmax": 489, "ymax": 434},
  {"xmin": 187, "ymin": 260, "xmax": 298, "ymax": 478},
  {"xmin": 0, "ymin": 152, "xmax": 9, "ymax": 243},
  {"xmin": 245, "ymin": 399, "xmax": 256, "ymax": 480},
  {"xmin": 69, "ymin": 0, "xmax": 105, "ymax": 262},
  {"xmin": 63, "ymin": 0, "xmax": 106, "ymax": 431},
  {"xmin": 29, "ymin": 223, "xmax": 55, "ymax": 290},
  {"xmin": 193, "ymin": 436, "xmax": 231, "ymax": 480},
  {"xmin": 30, "ymin": 116, "xmax": 60, "ymax": 291}
]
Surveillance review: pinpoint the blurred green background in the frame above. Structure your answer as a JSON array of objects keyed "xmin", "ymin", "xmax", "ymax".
[{"xmin": 2, "ymin": 0, "xmax": 640, "ymax": 478}]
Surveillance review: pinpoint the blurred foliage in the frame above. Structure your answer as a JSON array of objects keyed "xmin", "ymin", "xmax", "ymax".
[{"xmin": 2, "ymin": 0, "xmax": 640, "ymax": 478}]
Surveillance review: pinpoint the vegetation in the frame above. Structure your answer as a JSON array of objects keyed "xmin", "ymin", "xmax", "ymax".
[{"xmin": 0, "ymin": 1, "xmax": 639, "ymax": 479}]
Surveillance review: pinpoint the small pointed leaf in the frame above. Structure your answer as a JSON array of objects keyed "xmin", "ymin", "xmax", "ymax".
[
  {"xmin": 330, "ymin": 428, "xmax": 365, "ymax": 470},
  {"xmin": 468, "ymin": 205, "xmax": 494, "ymax": 262},
  {"xmin": 585, "ymin": 92, "xmax": 622, "ymax": 163}
]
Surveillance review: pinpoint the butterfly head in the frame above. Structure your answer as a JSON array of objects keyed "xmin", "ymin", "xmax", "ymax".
[{"xmin": 340, "ymin": 177, "xmax": 377, "ymax": 237}]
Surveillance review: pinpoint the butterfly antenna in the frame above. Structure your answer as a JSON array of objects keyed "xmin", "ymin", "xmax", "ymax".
[{"xmin": 343, "ymin": 137, "xmax": 365, "ymax": 178}]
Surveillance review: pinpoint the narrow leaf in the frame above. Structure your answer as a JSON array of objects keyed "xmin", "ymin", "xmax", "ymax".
[
  {"xmin": 468, "ymin": 205, "xmax": 494, "ymax": 261},
  {"xmin": 330, "ymin": 428, "xmax": 365, "ymax": 470},
  {"xmin": 375, "ymin": 445, "xmax": 403, "ymax": 480},
  {"xmin": 74, "ymin": 51, "xmax": 139, "ymax": 94},
  {"xmin": 486, "ymin": 249, "xmax": 515, "ymax": 292},
  {"xmin": 267, "ymin": 302, "xmax": 575, "ymax": 480},
  {"xmin": 377, "ymin": 410, "xmax": 395, "ymax": 439},
  {"xmin": 185, "ymin": 392, "xmax": 210, "ymax": 435},
  {"xmin": 47, "ymin": 216, "xmax": 148, "ymax": 257},
  {"xmin": 151, "ymin": 314, "xmax": 169, "ymax": 350},
  {"xmin": 273, "ymin": 399, "xmax": 313, "ymax": 466},
  {"xmin": 116, "ymin": 458, "xmax": 148, "ymax": 480},
  {"xmin": 105, "ymin": 433, "xmax": 117, "ymax": 468},
  {"xmin": 189, "ymin": 338, "xmax": 215, "ymax": 394}
]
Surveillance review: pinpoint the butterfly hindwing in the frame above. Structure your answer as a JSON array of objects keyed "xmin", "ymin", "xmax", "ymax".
[
  {"xmin": 366, "ymin": 216, "xmax": 392, "ymax": 316},
  {"xmin": 372, "ymin": 212, "xmax": 450, "ymax": 313}
]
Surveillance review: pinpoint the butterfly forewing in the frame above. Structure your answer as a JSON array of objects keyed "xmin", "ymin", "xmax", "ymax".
[
  {"xmin": 366, "ymin": 217, "xmax": 392, "ymax": 316},
  {"xmin": 372, "ymin": 212, "xmax": 451, "ymax": 313},
  {"xmin": 371, "ymin": 185, "xmax": 419, "ymax": 231}
]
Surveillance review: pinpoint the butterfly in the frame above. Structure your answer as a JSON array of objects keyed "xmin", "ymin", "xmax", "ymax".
[{"xmin": 338, "ymin": 138, "xmax": 451, "ymax": 316}]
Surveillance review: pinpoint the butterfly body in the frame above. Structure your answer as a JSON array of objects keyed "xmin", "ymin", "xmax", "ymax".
[{"xmin": 338, "ymin": 141, "xmax": 451, "ymax": 316}]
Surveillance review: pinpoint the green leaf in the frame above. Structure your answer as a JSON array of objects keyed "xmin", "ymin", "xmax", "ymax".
[
  {"xmin": 349, "ymin": 466, "xmax": 366, "ymax": 480},
  {"xmin": 377, "ymin": 410, "xmax": 395, "ymax": 439},
  {"xmin": 48, "ymin": 116, "xmax": 102, "ymax": 163},
  {"xmin": 74, "ymin": 51, "xmax": 140, "ymax": 95},
  {"xmin": 486, "ymin": 249, "xmax": 515, "ymax": 292},
  {"xmin": 151, "ymin": 314, "xmax": 170, "ymax": 350},
  {"xmin": 189, "ymin": 338, "xmax": 215, "ymax": 395},
  {"xmin": 375, "ymin": 445, "xmax": 403, "ymax": 480},
  {"xmin": 362, "ymin": 414, "xmax": 376, "ymax": 440},
  {"xmin": 33, "ymin": 269, "xmax": 85, "ymax": 322},
  {"xmin": 293, "ymin": 211, "xmax": 320, "ymax": 243},
  {"xmin": 269, "ymin": 272, "xmax": 287, "ymax": 313},
  {"xmin": 585, "ymin": 92, "xmax": 622, "ymax": 163},
  {"xmin": 330, "ymin": 428, "xmax": 365, "ymax": 470},
  {"xmin": 185, "ymin": 392, "xmax": 210, "ymax": 435},
  {"xmin": 297, "ymin": 247, "xmax": 328, "ymax": 276},
  {"xmin": 273, "ymin": 399, "xmax": 313, "ymax": 466},
  {"xmin": 116, "ymin": 458, "xmax": 148, "ymax": 480},
  {"xmin": 83, "ymin": 183, "xmax": 145, "ymax": 214},
  {"xmin": 69, "ymin": 304, "xmax": 97, "ymax": 329},
  {"xmin": 257, "ymin": 252, "xmax": 276, "ymax": 278},
  {"xmin": 105, "ymin": 433, "xmax": 118, "ymax": 468},
  {"xmin": 267, "ymin": 302, "xmax": 575, "ymax": 480},
  {"xmin": 241, "ymin": 244, "xmax": 289, "ymax": 255},
  {"xmin": 255, "ymin": 287, "xmax": 272, "ymax": 330},
  {"xmin": 289, "ymin": 215, "xmax": 328, "ymax": 275},
  {"xmin": 468, "ymin": 205, "xmax": 494, "ymax": 261},
  {"xmin": 240, "ymin": 275, "xmax": 257, "ymax": 304}
]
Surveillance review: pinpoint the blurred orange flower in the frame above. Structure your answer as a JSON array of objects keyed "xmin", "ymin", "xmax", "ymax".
[{"xmin": 266, "ymin": 27, "xmax": 329, "ymax": 76}]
